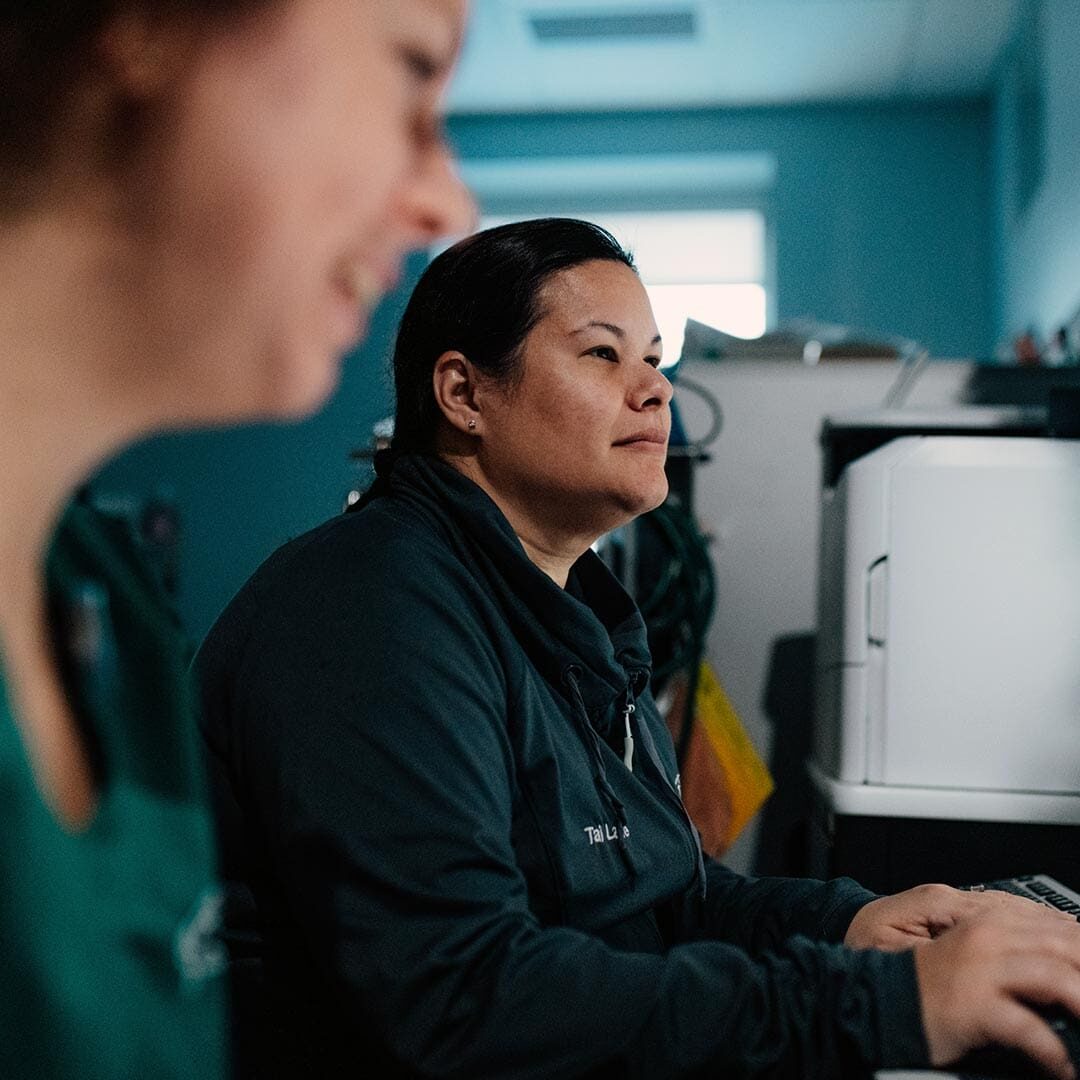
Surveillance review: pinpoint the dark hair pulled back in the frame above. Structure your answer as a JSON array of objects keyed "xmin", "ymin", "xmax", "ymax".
[{"xmin": 389, "ymin": 217, "xmax": 636, "ymax": 456}]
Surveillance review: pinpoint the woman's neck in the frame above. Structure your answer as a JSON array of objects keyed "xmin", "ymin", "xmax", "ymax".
[
  {"xmin": 0, "ymin": 203, "xmax": 149, "ymax": 828},
  {"xmin": 0, "ymin": 200, "xmax": 157, "ymax": 816},
  {"xmin": 512, "ymin": 532, "xmax": 580, "ymax": 591},
  {"xmin": 0, "ymin": 203, "xmax": 151, "ymax": 594},
  {"xmin": 441, "ymin": 451, "xmax": 598, "ymax": 589}
]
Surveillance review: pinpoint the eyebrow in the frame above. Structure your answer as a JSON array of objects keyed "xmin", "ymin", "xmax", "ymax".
[{"xmin": 570, "ymin": 321, "xmax": 662, "ymax": 346}]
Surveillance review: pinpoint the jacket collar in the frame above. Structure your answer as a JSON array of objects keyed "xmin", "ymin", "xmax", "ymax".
[{"xmin": 376, "ymin": 453, "xmax": 651, "ymax": 728}]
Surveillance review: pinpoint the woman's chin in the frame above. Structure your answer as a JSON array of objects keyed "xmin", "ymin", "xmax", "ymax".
[
  {"xmin": 252, "ymin": 344, "xmax": 345, "ymax": 422},
  {"xmin": 605, "ymin": 478, "xmax": 670, "ymax": 526},
  {"xmin": 637, "ymin": 476, "xmax": 671, "ymax": 515}
]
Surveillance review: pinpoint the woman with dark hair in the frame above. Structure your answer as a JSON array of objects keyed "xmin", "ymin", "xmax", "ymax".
[
  {"xmin": 199, "ymin": 218, "xmax": 1080, "ymax": 1080},
  {"xmin": 0, "ymin": 1, "xmax": 472, "ymax": 1076}
]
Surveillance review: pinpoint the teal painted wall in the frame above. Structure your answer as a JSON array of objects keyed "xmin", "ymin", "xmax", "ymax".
[
  {"xmin": 993, "ymin": 0, "xmax": 1080, "ymax": 344},
  {"xmin": 449, "ymin": 101, "xmax": 995, "ymax": 360},
  {"xmin": 93, "ymin": 102, "xmax": 996, "ymax": 642}
]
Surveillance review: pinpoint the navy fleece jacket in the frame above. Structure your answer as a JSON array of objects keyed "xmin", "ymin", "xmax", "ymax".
[{"xmin": 197, "ymin": 453, "xmax": 929, "ymax": 1078}]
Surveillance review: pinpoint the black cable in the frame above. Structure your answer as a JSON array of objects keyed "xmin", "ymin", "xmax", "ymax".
[
  {"xmin": 670, "ymin": 374, "xmax": 724, "ymax": 453},
  {"xmin": 634, "ymin": 498, "xmax": 716, "ymax": 768}
]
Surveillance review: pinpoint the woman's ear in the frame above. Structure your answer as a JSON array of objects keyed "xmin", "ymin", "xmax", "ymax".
[{"xmin": 432, "ymin": 351, "xmax": 484, "ymax": 436}]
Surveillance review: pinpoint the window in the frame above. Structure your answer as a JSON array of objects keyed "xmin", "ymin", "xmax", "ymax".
[{"xmin": 481, "ymin": 209, "xmax": 768, "ymax": 367}]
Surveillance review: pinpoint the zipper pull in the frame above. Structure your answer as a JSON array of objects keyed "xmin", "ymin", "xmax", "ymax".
[{"xmin": 622, "ymin": 691, "xmax": 636, "ymax": 772}]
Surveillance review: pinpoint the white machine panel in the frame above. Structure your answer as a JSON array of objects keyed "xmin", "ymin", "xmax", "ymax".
[{"xmin": 815, "ymin": 436, "xmax": 1080, "ymax": 811}]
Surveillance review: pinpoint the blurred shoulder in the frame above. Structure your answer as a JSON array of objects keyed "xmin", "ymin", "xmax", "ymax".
[
  {"xmin": 258, "ymin": 493, "xmax": 459, "ymax": 595},
  {"xmin": 200, "ymin": 494, "xmax": 471, "ymax": 665}
]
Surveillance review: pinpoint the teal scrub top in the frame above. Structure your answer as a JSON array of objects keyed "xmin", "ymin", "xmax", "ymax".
[{"xmin": 0, "ymin": 496, "xmax": 226, "ymax": 1079}]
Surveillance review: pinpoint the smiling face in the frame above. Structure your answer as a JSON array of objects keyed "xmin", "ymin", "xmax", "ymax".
[
  {"xmin": 118, "ymin": 0, "xmax": 474, "ymax": 423},
  {"xmin": 473, "ymin": 259, "xmax": 672, "ymax": 542}
]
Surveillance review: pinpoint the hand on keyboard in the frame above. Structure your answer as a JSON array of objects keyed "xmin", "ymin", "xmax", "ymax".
[
  {"xmin": 951, "ymin": 1007, "xmax": 1080, "ymax": 1078},
  {"xmin": 913, "ymin": 901, "xmax": 1080, "ymax": 1080},
  {"xmin": 847, "ymin": 883, "xmax": 1076, "ymax": 953}
]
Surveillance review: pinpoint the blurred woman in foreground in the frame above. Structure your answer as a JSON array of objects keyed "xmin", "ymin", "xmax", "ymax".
[{"xmin": 0, "ymin": 1, "xmax": 472, "ymax": 1075}]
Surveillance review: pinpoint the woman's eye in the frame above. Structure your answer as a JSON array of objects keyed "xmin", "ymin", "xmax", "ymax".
[
  {"xmin": 645, "ymin": 354, "xmax": 662, "ymax": 369},
  {"xmin": 590, "ymin": 346, "xmax": 618, "ymax": 362},
  {"xmin": 401, "ymin": 46, "xmax": 440, "ymax": 84}
]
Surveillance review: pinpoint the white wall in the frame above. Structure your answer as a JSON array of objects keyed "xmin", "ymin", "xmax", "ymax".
[{"xmin": 677, "ymin": 358, "xmax": 973, "ymax": 872}]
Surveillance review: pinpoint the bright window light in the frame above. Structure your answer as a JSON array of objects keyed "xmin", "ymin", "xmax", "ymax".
[
  {"xmin": 479, "ymin": 209, "xmax": 768, "ymax": 368},
  {"xmin": 586, "ymin": 211, "xmax": 764, "ymax": 284},
  {"xmin": 646, "ymin": 283, "xmax": 767, "ymax": 363}
]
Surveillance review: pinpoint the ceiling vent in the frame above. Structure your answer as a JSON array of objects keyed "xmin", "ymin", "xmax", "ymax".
[{"xmin": 528, "ymin": 8, "xmax": 697, "ymax": 42}]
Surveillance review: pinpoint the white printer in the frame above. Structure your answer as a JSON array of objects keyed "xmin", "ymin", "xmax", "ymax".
[{"xmin": 809, "ymin": 433, "xmax": 1080, "ymax": 886}]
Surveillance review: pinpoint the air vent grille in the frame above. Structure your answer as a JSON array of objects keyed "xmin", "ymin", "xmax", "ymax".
[{"xmin": 529, "ymin": 9, "xmax": 696, "ymax": 42}]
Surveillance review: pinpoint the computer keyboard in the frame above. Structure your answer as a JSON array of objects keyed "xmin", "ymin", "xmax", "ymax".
[
  {"xmin": 968, "ymin": 873, "xmax": 1080, "ymax": 918},
  {"xmin": 950, "ymin": 874, "xmax": 1080, "ymax": 1077}
]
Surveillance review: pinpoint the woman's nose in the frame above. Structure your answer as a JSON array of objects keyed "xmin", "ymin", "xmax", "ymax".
[
  {"xmin": 633, "ymin": 364, "xmax": 673, "ymax": 410},
  {"xmin": 399, "ymin": 139, "xmax": 477, "ymax": 245}
]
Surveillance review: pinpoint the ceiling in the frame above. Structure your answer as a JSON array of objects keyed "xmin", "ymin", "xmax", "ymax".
[{"xmin": 446, "ymin": 0, "xmax": 1022, "ymax": 114}]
